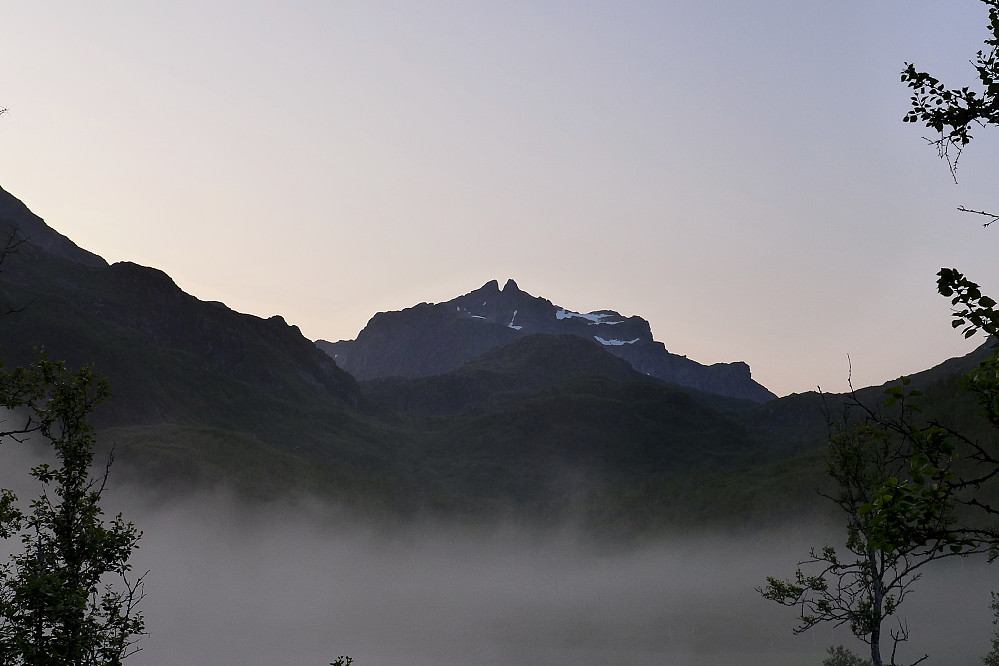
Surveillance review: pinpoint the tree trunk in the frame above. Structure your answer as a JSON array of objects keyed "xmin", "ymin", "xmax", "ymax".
[{"xmin": 869, "ymin": 546, "xmax": 884, "ymax": 666}]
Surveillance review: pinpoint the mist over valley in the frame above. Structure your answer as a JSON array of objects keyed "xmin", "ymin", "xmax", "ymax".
[
  {"xmin": 3, "ymin": 432, "xmax": 992, "ymax": 666},
  {"xmin": 6, "ymin": 442, "xmax": 990, "ymax": 666}
]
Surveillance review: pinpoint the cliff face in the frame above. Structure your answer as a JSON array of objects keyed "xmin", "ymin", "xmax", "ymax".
[{"xmin": 319, "ymin": 279, "xmax": 776, "ymax": 402}]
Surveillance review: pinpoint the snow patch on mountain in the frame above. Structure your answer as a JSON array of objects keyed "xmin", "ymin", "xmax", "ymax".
[
  {"xmin": 508, "ymin": 310, "xmax": 522, "ymax": 330},
  {"xmin": 555, "ymin": 309, "xmax": 622, "ymax": 324},
  {"xmin": 594, "ymin": 336, "xmax": 640, "ymax": 346}
]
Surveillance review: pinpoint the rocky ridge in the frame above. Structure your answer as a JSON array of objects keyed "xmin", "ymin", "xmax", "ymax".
[{"xmin": 318, "ymin": 278, "xmax": 776, "ymax": 402}]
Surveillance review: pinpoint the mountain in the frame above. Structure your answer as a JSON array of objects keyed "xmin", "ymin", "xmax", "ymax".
[
  {"xmin": 0, "ymin": 185, "xmax": 387, "ymax": 475},
  {"xmin": 3, "ymin": 183, "xmax": 993, "ymax": 528},
  {"xmin": 318, "ymin": 278, "xmax": 776, "ymax": 402}
]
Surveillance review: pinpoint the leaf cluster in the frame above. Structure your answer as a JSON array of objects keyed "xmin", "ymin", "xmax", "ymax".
[
  {"xmin": 902, "ymin": 0, "xmax": 999, "ymax": 179},
  {"xmin": 939, "ymin": 268, "xmax": 999, "ymax": 339}
]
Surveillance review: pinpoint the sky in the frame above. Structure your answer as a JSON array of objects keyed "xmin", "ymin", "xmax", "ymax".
[{"xmin": 1, "ymin": 0, "xmax": 998, "ymax": 397}]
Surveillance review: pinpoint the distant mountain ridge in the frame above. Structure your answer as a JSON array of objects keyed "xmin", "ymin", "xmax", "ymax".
[{"xmin": 318, "ymin": 278, "xmax": 776, "ymax": 402}]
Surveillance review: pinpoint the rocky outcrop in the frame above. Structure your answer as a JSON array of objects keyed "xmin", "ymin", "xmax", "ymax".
[{"xmin": 319, "ymin": 279, "xmax": 776, "ymax": 402}]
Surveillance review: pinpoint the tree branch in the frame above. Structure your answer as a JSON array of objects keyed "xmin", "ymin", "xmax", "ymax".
[{"xmin": 957, "ymin": 205, "xmax": 999, "ymax": 228}]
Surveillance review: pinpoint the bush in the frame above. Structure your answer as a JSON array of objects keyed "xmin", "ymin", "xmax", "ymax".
[{"xmin": 823, "ymin": 645, "xmax": 871, "ymax": 666}]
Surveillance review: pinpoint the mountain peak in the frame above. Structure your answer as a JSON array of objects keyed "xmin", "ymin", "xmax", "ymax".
[{"xmin": 324, "ymin": 279, "xmax": 776, "ymax": 402}]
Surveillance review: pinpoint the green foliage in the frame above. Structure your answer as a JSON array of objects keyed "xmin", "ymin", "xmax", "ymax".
[
  {"xmin": 902, "ymin": 0, "xmax": 999, "ymax": 180},
  {"xmin": 852, "ymin": 378, "xmax": 971, "ymax": 556},
  {"xmin": 824, "ymin": 645, "xmax": 872, "ymax": 666},
  {"xmin": 912, "ymin": 268, "xmax": 999, "ymax": 543},
  {"xmin": 939, "ymin": 268, "xmax": 999, "ymax": 339},
  {"xmin": 937, "ymin": 268, "xmax": 999, "ymax": 442},
  {"xmin": 0, "ymin": 356, "xmax": 145, "ymax": 665}
]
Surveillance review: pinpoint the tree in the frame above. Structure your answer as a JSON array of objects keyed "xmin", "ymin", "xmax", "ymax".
[
  {"xmin": 0, "ymin": 355, "xmax": 145, "ymax": 665},
  {"xmin": 759, "ymin": 398, "xmax": 977, "ymax": 666},
  {"xmin": 0, "ymin": 96, "xmax": 142, "ymax": 665},
  {"xmin": 764, "ymin": 4, "xmax": 999, "ymax": 662},
  {"xmin": 760, "ymin": 280, "xmax": 999, "ymax": 663},
  {"xmin": 896, "ymin": 0, "xmax": 999, "ymax": 548}
]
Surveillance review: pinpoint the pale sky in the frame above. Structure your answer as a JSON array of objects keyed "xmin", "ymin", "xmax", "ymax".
[{"xmin": 1, "ymin": 1, "xmax": 997, "ymax": 397}]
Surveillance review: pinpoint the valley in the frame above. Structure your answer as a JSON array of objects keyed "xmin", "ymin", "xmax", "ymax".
[{"xmin": 1, "ymin": 183, "xmax": 996, "ymax": 665}]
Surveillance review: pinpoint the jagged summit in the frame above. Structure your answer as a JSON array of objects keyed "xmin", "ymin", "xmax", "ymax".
[{"xmin": 318, "ymin": 279, "xmax": 776, "ymax": 402}]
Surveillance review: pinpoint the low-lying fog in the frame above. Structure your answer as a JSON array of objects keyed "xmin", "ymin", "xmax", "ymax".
[{"xmin": 2, "ymin": 444, "xmax": 997, "ymax": 665}]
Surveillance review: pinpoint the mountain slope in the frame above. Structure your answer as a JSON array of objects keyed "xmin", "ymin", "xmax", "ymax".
[
  {"xmin": 353, "ymin": 333, "xmax": 776, "ymax": 510},
  {"xmin": 362, "ymin": 333, "xmax": 656, "ymax": 416},
  {"xmin": 0, "ymin": 185, "xmax": 381, "ymax": 470}
]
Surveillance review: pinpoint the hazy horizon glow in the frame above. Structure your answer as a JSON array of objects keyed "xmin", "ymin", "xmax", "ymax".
[{"xmin": 2, "ymin": 1, "xmax": 998, "ymax": 396}]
